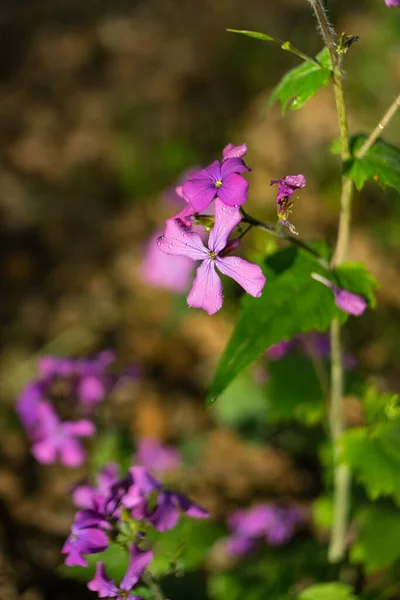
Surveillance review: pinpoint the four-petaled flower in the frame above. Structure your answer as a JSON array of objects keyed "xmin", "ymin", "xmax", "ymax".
[
  {"xmin": 182, "ymin": 158, "xmax": 250, "ymax": 212},
  {"xmin": 88, "ymin": 545, "xmax": 153, "ymax": 599},
  {"xmin": 157, "ymin": 199, "xmax": 266, "ymax": 315},
  {"xmin": 311, "ymin": 273, "xmax": 367, "ymax": 317}
]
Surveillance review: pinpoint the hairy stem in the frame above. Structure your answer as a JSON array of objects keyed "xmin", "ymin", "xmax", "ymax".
[
  {"xmin": 309, "ymin": 0, "xmax": 353, "ymax": 564},
  {"xmin": 356, "ymin": 92, "xmax": 400, "ymax": 159},
  {"xmin": 239, "ymin": 209, "xmax": 330, "ymax": 268}
]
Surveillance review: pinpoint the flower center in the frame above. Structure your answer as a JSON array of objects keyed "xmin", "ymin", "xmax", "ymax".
[
  {"xmin": 215, "ymin": 179, "xmax": 223, "ymax": 188},
  {"xmin": 208, "ymin": 251, "xmax": 217, "ymax": 260}
]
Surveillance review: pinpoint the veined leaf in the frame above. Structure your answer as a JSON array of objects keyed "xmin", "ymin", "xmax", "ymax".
[
  {"xmin": 207, "ymin": 245, "xmax": 342, "ymax": 403},
  {"xmin": 333, "ymin": 262, "xmax": 378, "ymax": 308},
  {"xmin": 344, "ymin": 135, "xmax": 400, "ymax": 193},
  {"xmin": 299, "ymin": 583, "xmax": 358, "ymax": 600},
  {"xmin": 340, "ymin": 420, "xmax": 400, "ymax": 505},
  {"xmin": 269, "ymin": 48, "xmax": 332, "ymax": 113},
  {"xmin": 350, "ymin": 504, "xmax": 400, "ymax": 573}
]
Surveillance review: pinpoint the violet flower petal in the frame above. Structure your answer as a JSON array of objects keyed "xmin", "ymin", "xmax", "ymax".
[
  {"xmin": 216, "ymin": 173, "xmax": 248, "ymax": 207},
  {"xmin": 88, "ymin": 563, "xmax": 119, "ymax": 598},
  {"xmin": 176, "ymin": 493, "xmax": 209, "ymax": 519},
  {"xmin": 216, "ymin": 256, "xmax": 266, "ymax": 298},
  {"xmin": 187, "ymin": 260, "xmax": 223, "ymax": 315},
  {"xmin": 222, "ymin": 143, "xmax": 248, "ymax": 160},
  {"xmin": 220, "ymin": 157, "xmax": 250, "ymax": 177},
  {"xmin": 157, "ymin": 219, "xmax": 208, "ymax": 261},
  {"xmin": 150, "ymin": 491, "xmax": 180, "ymax": 531},
  {"xmin": 182, "ymin": 180, "xmax": 216, "ymax": 213},
  {"xmin": 120, "ymin": 546, "xmax": 153, "ymax": 590},
  {"xmin": 334, "ymin": 288, "xmax": 367, "ymax": 316},
  {"xmin": 208, "ymin": 199, "xmax": 241, "ymax": 255},
  {"xmin": 140, "ymin": 230, "xmax": 194, "ymax": 293}
]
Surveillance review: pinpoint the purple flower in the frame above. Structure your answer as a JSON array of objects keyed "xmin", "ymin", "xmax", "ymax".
[
  {"xmin": 31, "ymin": 400, "xmax": 95, "ymax": 467},
  {"xmin": 158, "ymin": 199, "xmax": 266, "ymax": 315},
  {"xmin": 140, "ymin": 230, "xmax": 195, "ymax": 293},
  {"xmin": 386, "ymin": 0, "xmax": 400, "ymax": 6},
  {"xmin": 135, "ymin": 438, "xmax": 182, "ymax": 475},
  {"xmin": 222, "ymin": 503, "xmax": 304, "ymax": 556},
  {"xmin": 182, "ymin": 158, "xmax": 250, "ymax": 213},
  {"xmin": 88, "ymin": 545, "xmax": 153, "ymax": 599},
  {"xmin": 72, "ymin": 463, "xmax": 120, "ymax": 510},
  {"xmin": 62, "ymin": 519, "xmax": 109, "ymax": 567},
  {"xmin": 270, "ymin": 174, "xmax": 306, "ymax": 234},
  {"xmin": 119, "ymin": 466, "xmax": 209, "ymax": 531},
  {"xmin": 311, "ymin": 273, "xmax": 367, "ymax": 317}
]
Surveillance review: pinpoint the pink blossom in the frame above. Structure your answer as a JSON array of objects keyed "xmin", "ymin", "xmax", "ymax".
[
  {"xmin": 157, "ymin": 199, "xmax": 266, "ymax": 315},
  {"xmin": 311, "ymin": 273, "xmax": 367, "ymax": 317}
]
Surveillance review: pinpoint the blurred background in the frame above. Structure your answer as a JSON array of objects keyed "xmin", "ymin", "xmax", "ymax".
[{"xmin": 1, "ymin": 0, "xmax": 400, "ymax": 598}]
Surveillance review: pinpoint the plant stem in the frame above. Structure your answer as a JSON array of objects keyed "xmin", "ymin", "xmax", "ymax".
[
  {"xmin": 356, "ymin": 92, "xmax": 400, "ymax": 159},
  {"xmin": 239, "ymin": 208, "xmax": 330, "ymax": 268},
  {"xmin": 308, "ymin": 0, "xmax": 353, "ymax": 564},
  {"xmin": 142, "ymin": 570, "xmax": 165, "ymax": 600}
]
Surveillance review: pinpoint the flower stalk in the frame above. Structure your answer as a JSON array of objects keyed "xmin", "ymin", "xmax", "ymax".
[{"xmin": 308, "ymin": 0, "xmax": 353, "ymax": 563}]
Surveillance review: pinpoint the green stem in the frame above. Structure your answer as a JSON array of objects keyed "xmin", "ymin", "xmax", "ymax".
[
  {"xmin": 142, "ymin": 570, "xmax": 164, "ymax": 600},
  {"xmin": 308, "ymin": 0, "xmax": 353, "ymax": 564},
  {"xmin": 239, "ymin": 208, "xmax": 330, "ymax": 268},
  {"xmin": 356, "ymin": 92, "xmax": 400, "ymax": 159}
]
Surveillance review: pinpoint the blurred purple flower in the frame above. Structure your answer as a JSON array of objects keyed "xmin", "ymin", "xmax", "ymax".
[
  {"xmin": 182, "ymin": 157, "xmax": 250, "ymax": 212},
  {"xmin": 72, "ymin": 463, "xmax": 120, "ymax": 511},
  {"xmin": 30, "ymin": 400, "xmax": 95, "ymax": 467},
  {"xmin": 222, "ymin": 503, "xmax": 304, "ymax": 557},
  {"xmin": 88, "ymin": 545, "xmax": 153, "ymax": 599},
  {"xmin": 270, "ymin": 174, "xmax": 306, "ymax": 234},
  {"xmin": 386, "ymin": 0, "xmax": 400, "ymax": 6},
  {"xmin": 62, "ymin": 518, "xmax": 109, "ymax": 567},
  {"xmin": 311, "ymin": 273, "xmax": 367, "ymax": 316},
  {"xmin": 139, "ymin": 229, "xmax": 195, "ymax": 293},
  {"xmin": 118, "ymin": 466, "xmax": 209, "ymax": 531},
  {"xmin": 135, "ymin": 437, "xmax": 182, "ymax": 475},
  {"xmin": 158, "ymin": 199, "xmax": 266, "ymax": 315},
  {"xmin": 266, "ymin": 340, "xmax": 294, "ymax": 360}
]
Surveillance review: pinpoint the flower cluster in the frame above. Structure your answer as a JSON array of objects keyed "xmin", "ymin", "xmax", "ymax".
[
  {"xmin": 220, "ymin": 503, "xmax": 304, "ymax": 557},
  {"xmin": 64, "ymin": 463, "xmax": 208, "ymax": 598},
  {"xmin": 16, "ymin": 352, "xmax": 135, "ymax": 467},
  {"xmin": 156, "ymin": 144, "xmax": 267, "ymax": 314}
]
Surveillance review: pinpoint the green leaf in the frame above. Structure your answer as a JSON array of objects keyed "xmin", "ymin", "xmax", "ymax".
[
  {"xmin": 298, "ymin": 583, "xmax": 358, "ymax": 600},
  {"xmin": 211, "ymin": 374, "xmax": 267, "ymax": 428},
  {"xmin": 269, "ymin": 48, "xmax": 332, "ymax": 113},
  {"xmin": 227, "ymin": 29, "xmax": 276, "ymax": 42},
  {"xmin": 265, "ymin": 355, "xmax": 324, "ymax": 425},
  {"xmin": 344, "ymin": 135, "xmax": 400, "ymax": 193},
  {"xmin": 207, "ymin": 245, "xmax": 341, "ymax": 403},
  {"xmin": 340, "ymin": 421, "xmax": 400, "ymax": 505},
  {"xmin": 333, "ymin": 262, "xmax": 378, "ymax": 308},
  {"xmin": 363, "ymin": 387, "xmax": 400, "ymax": 424},
  {"xmin": 147, "ymin": 517, "xmax": 223, "ymax": 576},
  {"xmin": 350, "ymin": 504, "xmax": 400, "ymax": 573}
]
